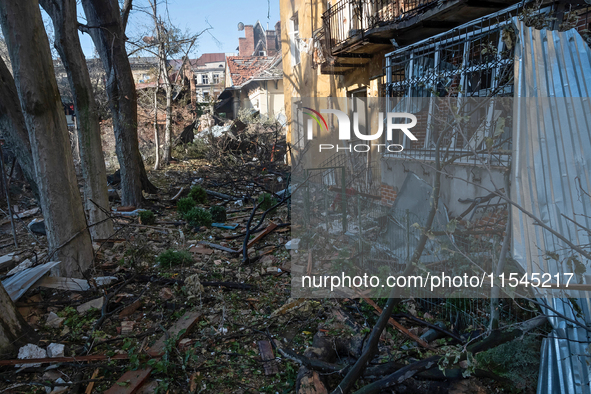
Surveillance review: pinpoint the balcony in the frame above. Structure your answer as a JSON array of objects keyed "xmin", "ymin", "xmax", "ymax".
[{"xmin": 321, "ymin": 0, "xmax": 518, "ymax": 73}]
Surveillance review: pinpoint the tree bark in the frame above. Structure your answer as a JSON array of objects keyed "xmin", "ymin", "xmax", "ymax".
[
  {"xmin": 0, "ymin": 56, "xmax": 38, "ymax": 198},
  {"xmin": 80, "ymin": 0, "xmax": 157, "ymax": 206},
  {"xmin": 40, "ymin": 0, "xmax": 114, "ymax": 239},
  {"xmin": 0, "ymin": 0, "xmax": 94, "ymax": 277},
  {"xmin": 163, "ymin": 83, "xmax": 173, "ymax": 164},
  {"xmin": 0, "ymin": 283, "xmax": 37, "ymax": 359},
  {"xmin": 153, "ymin": 87, "xmax": 160, "ymax": 170}
]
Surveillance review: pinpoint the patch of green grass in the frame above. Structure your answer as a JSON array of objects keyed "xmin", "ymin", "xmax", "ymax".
[
  {"xmin": 177, "ymin": 197, "xmax": 196, "ymax": 216},
  {"xmin": 157, "ymin": 249, "xmax": 193, "ymax": 268},
  {"xmin": 189, "ymin": 185, "xmax": 208, "ymax": 204},
  {"xmin": 184, "ymin": 207, "xmax": 212, "ymax": 227}
]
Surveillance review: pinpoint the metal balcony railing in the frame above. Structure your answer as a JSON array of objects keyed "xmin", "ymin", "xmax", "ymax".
[{"xmin": 322, "ymin": 0, "xmax": 439, "ymax": 54}]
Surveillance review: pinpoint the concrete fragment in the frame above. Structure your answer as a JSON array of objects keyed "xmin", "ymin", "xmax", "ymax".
[
  {"xmin": 77, "ymin": 297, "xmax": 104, "ymax": 313},
  {"xmin": 159, "ymin": 287, "xmax": 173, "ymax": 300},
  {"xmin": 46, "ymin": 312, "xmax": 65, "ymax": 328},
  {"xmin": 285, "ymin": 239, "xmax": 300, "ymax": 250},
  {"xmin": 16, "ymin": 344, "xmax": 47, "ymax": 368},
  {"xmin": 46, "ymin": 343, "xmax": 65, "ymax": 358}
]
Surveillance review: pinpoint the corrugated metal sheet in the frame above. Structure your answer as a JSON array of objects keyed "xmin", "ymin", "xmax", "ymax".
[
  {"xmin": 1, "ymin": 261, "xmax": 60, "ymax": 301},
  {"xmin": 512, "ymin": 19, "xmax": 591, "ymax": 394}
]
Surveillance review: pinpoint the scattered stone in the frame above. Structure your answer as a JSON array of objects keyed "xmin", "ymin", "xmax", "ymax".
[
  {"xmin": 285, "ymin": 239, "xmax": 300, "ymax": 250},
  {"xmin": 46, "ymin": 343, "xmax": 65, "ymax": 358},
  {"xmin": 159, "ymin": 287, "xmax": 174, "ymax": 300},
  {"xmin": 50, "ymin": 377, "xmax": 69, "ymax": 393},
  {"xmin": 45, "ymin": 312, "xmax": 65, "ymax": 329},
  {"xmin": 16, "ymin": 344, "xmax": 47, "ymax": 368},
  {"xmin": 77, "ymin": 297, "xmax": 104, "ymax": 314},
  {"xmin": 121, "ymin": 321, "xmax": 135, "ymax": 336}
]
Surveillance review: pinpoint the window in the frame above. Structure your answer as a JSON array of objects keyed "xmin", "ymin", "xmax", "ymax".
[
  {"xmin": 202, "ymin": 74, "xmax": 209, "ymax": 84},
  {"xmin": 289, "ymin": 14, "xmax": 300, "ymax": 66},
  {"xmin": 259, "ymin": 51, "xmax": 267, "ymax": 56},
  {"xmin": 213, "ymin": 74, "xmax": 220, "ymax": 84},
  {"xmin": 203, "ymin": 92, "xmax": 210, "ymax": 100}
]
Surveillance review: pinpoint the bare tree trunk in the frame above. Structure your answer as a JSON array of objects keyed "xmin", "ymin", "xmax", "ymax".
[
  {"xmin": 40, "ymin": 0, "xmax": 114, "ymax": 239},
  {"xmin": 163, "ymin": 84, "xmax": 173, "ymax": 164},
  {"xmin": 0, "ymin": 0, "xmax": 94, "ymax": 277},
  {"xmin": 80, "ymin": 0, "xmax": 157, "ymax": 207},
  {"xmin": 0, "ymin": 283, "xmax": 37, "ymax": 358},
  {"xmin": 0, "ymin": 56, "xmax": 38, "ymax": 198},
  {"xmin": 153, "ymin": 87, "xmax": 160, "ymax": 170}
]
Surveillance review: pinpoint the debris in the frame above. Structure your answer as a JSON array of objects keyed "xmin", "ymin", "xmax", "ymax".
[
  {"xmin": 104, "ymin": 368, "xmax": 152, "ymax": 394},
  {"xmin": 6, "ymin": 258, "xmax": 33, "ymax": 276},
  {"xmin": 159, "ymin": 287, "xmax": 174, "ymax": 300},
  {"xmin": 212, "ymin": 223, "xmax": 239, "ymax": 230},
  {"xmin": 84, "ymin": 368, "xmax": 100, "ymax": 394},
  {"xmin": 119, "ymin": 299, "xmax": 142, "ymax": 319},
  {"xmin": 28, "ymin": 218, "xmax": 46, "ymax": 235},
  {"xmin": 247, "ymin": 221, "xmax": 278, "ymax": 248},
  {"xmin": 2, "ymin": 261, "xmax": 61, "ymax": 301},
  {"xmin": 45, "ymin": 312, "xmax": 65, "ymax": 329},
  {"xmin": 171, "ymin": 186, "xmax": 185, "ymax": 201},
  {"xmin": 0, "ymin": 252, "xmax": 16, "ymax": 270},
  {"xmin": 0, "ymin": 353, "xmax": 129, "ymax": 366},
  {"xmin": 50, "ymin": 377, "xmax": 69, "ymax": 393},
  {"xmin": 94, "ymin": 276, "xmax": 118, "ymax": 286},
  {"xmin": 185, "ymin": 274, "xmax": 204, "ymax": 300},
  {"xmin": 36, "ymin": 276, "xmax": 90, "ymax": 291},
  {"xmin": 16, "ymin": 344, "xmax": 47, "ymax": 368},
  {"xmin": 46, "ymin": 343, "xmax": 65, "ymax": 358},
  {"xmin": 77, "ymin": 297, "xmax": 105, "ymax": 314},
  {"xmin": 121, "ymin": 321, "xmax": 135, "ymax": 335},
  {"xmin": 197, "ymin": 241, "xmax": 238, "ymax": 254},
  {"xmin": 146, "ymin": 311, "xmax": 201, "ymax": 357},
  {"xmin": 257, "ymin": 340, "xmax": 279, "ymax": 375},
  {"xmin": 360, "ymin": 297, "xmax": 430, "ymax": 349},
  {"xmin": 285, "ymin": 239, "xmax": 300, "ymax": 250},
  {"xmin": 0, "ymin": 208, "xmax": 40, "ymax": 225}
]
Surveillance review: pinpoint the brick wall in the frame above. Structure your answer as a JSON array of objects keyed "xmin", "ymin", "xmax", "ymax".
[{"xmin": 380, "ymin": 183, "xmax": 397, "ymax": 206}]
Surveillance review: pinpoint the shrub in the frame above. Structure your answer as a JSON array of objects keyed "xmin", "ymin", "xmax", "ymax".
[
  {"xmin": 138, "ymin": 210, "xmax": 156, "ymax": 225},
  {"xmin": 177, "ymin": 197, "xmax": 196, "ymax": 216},
  {"xmin": 188, "ymin": 185, "xmax": 208, "ymax": 204},
  {"xmin": 184, "ymin": 207, "xmax": 212, "ymax": 228},
  {"xmin": 257, "ymin": 193, "xmax": 277, "ymax": 213},
  {"xmin": 157, "ymin": 249, "xmax": 193, "ymax": 268},
  {"xmin": 210, "ymin": 206, "xmax": 227, "ymax": 223}
]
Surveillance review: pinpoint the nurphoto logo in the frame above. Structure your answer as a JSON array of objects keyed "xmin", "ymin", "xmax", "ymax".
[{"xmin": 303, "ymin": 107, "xmax": 418, "ymax": 153}]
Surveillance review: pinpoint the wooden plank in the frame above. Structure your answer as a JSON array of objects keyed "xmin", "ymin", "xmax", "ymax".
[
  {"xmin": 147, "ymin": 311, "xmax": 201, "ymax": 357},
  {"xmin": 84, "ymin": 368, "xmax": 100, "ymax": 394},
  {"xmin": 360, "ymin": 297, "xmax": 431, "ymax": 349},
  {"xmin": 104, "ymin": 368, "xmax": 152, "ymax": 394},
  {"xmin": 247, "ymin": 222, "xmax": 278, "ymax": 248},
  {"xmin": 257, "ymin": 340, "xmax": 279, "ymax": 375}
]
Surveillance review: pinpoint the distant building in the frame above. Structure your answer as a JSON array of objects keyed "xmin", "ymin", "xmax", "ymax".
[
  {"xmin": 217, "ymin": 21, "xmax": 284, "ymax": 120},
  {"xmin": 191, "ymin": 53, "xmax": 226, "ymax": 103}
]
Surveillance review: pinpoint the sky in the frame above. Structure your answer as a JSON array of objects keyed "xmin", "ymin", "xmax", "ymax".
[{"xmin": 76, "ymin": 0, "xmax": 281, "ymax": 59}]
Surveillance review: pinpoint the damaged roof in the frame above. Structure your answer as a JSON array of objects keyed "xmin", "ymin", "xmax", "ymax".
[{"xmin": 226, "ymin": 54, "xmax": 282, "ymax": 88}]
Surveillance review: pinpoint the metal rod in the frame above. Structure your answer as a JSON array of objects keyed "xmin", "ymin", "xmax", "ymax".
[{"xmin": 0, "ymin": 143, "xmax": 18, "ymax": 248}]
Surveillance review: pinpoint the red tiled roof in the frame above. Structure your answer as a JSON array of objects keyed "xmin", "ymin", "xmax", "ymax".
[{"xmin": 226, "ymin": 56, "xmax": 281, "ymax": 87}]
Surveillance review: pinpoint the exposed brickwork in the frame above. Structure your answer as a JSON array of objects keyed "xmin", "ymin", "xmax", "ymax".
[
  {"xmin": 380, "ymin": 183, "xmax": 397, "ymax": 207},
  {"xmin": 239, "ymin": 25, "xmax": 255, "ymax": 56}
]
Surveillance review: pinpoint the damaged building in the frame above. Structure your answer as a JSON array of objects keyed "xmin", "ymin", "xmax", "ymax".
[{"xmin": 282, "ymin": 0, "xmax": 591, "ymax": 392}]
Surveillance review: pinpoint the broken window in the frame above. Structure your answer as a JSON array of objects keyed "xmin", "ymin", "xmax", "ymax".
[
  {"xmin": 202, "ymin": 74, "xmax": 209, "ymax": 85},
  {"xmin": 290, "ymin": 13, "xmax": 301, "ymax": 66}
]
